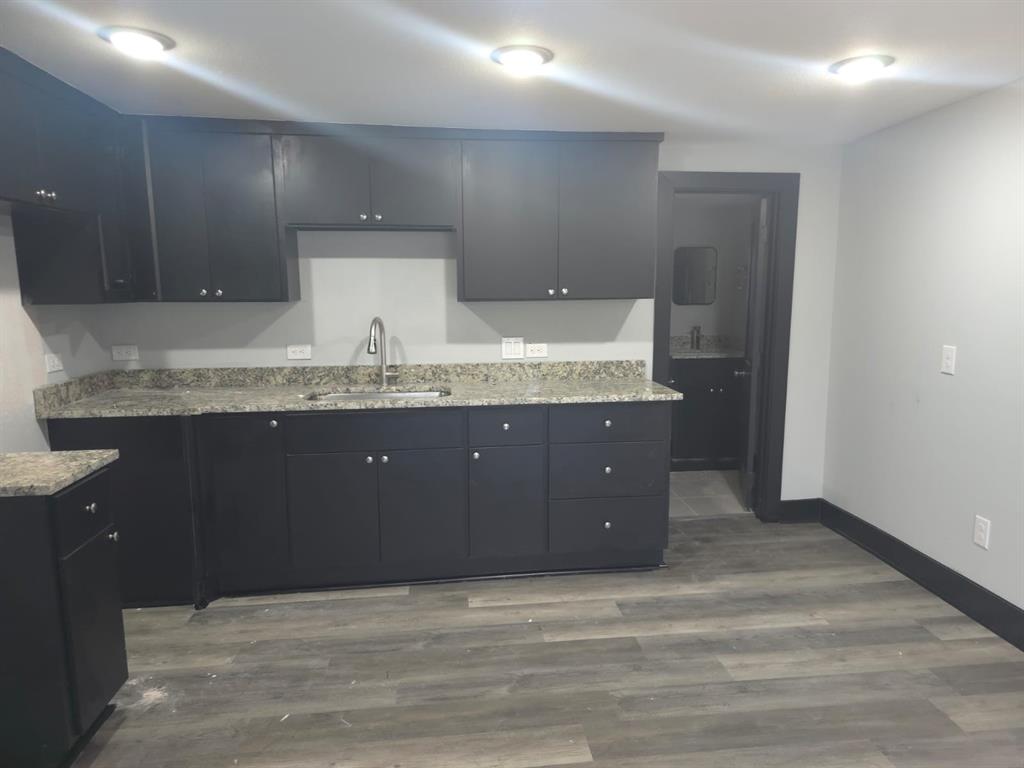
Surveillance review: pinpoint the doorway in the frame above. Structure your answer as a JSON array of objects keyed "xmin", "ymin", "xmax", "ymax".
[{"xmin": 653, "ymin": 172, "xmax": 800, "ymax": 523}]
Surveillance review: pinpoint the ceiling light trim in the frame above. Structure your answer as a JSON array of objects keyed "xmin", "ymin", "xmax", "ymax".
[{"xmin": 98, "ymin": 26, "xmax": 177, "ymax": 60}]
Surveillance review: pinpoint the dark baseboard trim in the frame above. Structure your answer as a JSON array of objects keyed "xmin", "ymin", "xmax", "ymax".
[
  {"xmin": 776, "ymin": 498, "xmax": 823, "ymax": 523},
  {"xmin": 820, "ymin": 500, "xmax": 1024, "ymax": 653}
]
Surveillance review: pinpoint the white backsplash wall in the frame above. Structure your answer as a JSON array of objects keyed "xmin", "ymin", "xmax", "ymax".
[{"xmin": 28, "ymin": 229, "xmax": 654, "ymax": 374}]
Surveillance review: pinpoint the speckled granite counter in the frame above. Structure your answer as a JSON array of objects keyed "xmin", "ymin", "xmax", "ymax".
[
  {"xmin": 35, "ymin": 361, "xmax": 683, "ymax": 420},
  {"xmin": 0, "ymin": 450, "xmax": 118, "ymax": 497},
  {"xmin": 669, "ymin": 334, "xmax": 744, "ymax": 360}
]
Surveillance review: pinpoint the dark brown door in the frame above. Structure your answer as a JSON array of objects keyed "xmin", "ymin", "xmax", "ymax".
[
  {"xmin": 287, "ymin": 452, "xmax": 381, "ymax": 570},
  {"xmin": 59, "ymin": 526, "xmax": 128, "ymax": 734},
  {"xmin": 556, "ymin": 140, "xmax": 658, "ymax": 299},
  {"xmin": 469, "ymin": 445, "xmax": 547, "ymax": 557},
  {"xmin": 275, "ymin": 134, "xmax": 371, "ymax": 226},
  {"xmin": 461, "ymin": 140, "xmax": 559, "ymax": 300},
  {"xmin": 380, "ymin": 448, "xmax": 467, "ymax": 561},
  {"xmin": 369, "ymin": 138, "xmax": 460, "ymax": 227}
]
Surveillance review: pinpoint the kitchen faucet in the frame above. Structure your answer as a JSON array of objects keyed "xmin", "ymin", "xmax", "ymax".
[{"xmin": 367, "ymin": 316, "xmax": 399, "ymax": 388}]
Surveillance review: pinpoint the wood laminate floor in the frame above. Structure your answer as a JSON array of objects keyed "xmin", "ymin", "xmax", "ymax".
[{"xmin": 75, "ymin": 513, "xmax": 1024, "ymax": 768}]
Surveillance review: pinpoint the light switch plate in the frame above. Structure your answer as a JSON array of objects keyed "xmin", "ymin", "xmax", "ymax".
[
  {"xmin": 112, "ymin": 344, "xmax": 139, "ymax": 361},
  {"xmin": 525, "ymin": 342, "xmax": 549, "ymax": 358},
  {"xmin": 973, "ymin": 515, "xmax": 991, "ymax": 550},
  {"xmin": 44, "ymin": 353, "xmax": 63, "ymax": 373},
  {"xmin": 501, "ymin": 337, "xmax": 524, "ymax": 360},
  {"xmin": 941, "ymin": 345, "xmax": 957, "ymax": 375},
  {"xmin": 286, "ymin": 344, "xmax": 312, "ymax": 361}
]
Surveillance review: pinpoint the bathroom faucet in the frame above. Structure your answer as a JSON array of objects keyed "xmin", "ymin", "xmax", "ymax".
[{"xmin": 367, "ymin": 316, "xmax": 398, "ymax": 389}]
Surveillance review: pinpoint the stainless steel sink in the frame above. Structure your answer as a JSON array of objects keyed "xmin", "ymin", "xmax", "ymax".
[{"xmin": 306, "ymin": 388, "xmax": 449, "ymax": 402}]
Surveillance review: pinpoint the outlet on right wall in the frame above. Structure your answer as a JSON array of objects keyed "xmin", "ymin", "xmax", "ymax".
[{"xmin": 824, "ymin": 79, "xmax": 1024, "ymax": 609}]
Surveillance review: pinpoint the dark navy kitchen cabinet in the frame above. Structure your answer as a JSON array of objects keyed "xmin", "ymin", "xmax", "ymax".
[
  {"xmin": 469, "ymin": 444, "xmax": 548, "ymax": 558},
  {"xmin": 275, "ymin": 134, "xmax": 371, "ymax": 226}
]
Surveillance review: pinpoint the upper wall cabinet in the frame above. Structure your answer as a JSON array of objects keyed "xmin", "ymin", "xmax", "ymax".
[
  {"xmin": 459, "ymin": 138, "xmax": 660, "ymax": 301},
  {"xmin": 147, "ymin": 125, "xmax": 295, "ymax": 302},
  {"xmin": 275, "ymin": 135, "xmax": 460, "ymax": 229}
]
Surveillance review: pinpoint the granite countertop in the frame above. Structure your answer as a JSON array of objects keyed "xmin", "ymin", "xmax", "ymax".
[
  {"xmin": 0, "ymin": 450, "xmax": 119, "ymax": 497},
  {"xmin": 35, "ymin": 362, "xmax": 683, "ymax": 420}
]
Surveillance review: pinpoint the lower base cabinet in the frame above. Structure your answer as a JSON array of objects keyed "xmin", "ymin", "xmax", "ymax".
[
  {"xmin": 670, "ymin": 357, "xmax": 744, "ymax": 469},
  {"xmin": 195, "ymin": 403, "xmax": 670, "ymax": 598}
]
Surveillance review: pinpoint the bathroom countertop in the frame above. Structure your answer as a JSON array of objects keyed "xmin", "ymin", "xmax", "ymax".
[
  {"xmin": 670, "ymin": 349, "xmax": 745, "ymax": 360},
  {"xmin": 0, "ymin": 450, "xmax": 119, "ymax": 497},
  {"xmin": 35, "ymin": 362, "xmax": 683, "ymax": 420}
]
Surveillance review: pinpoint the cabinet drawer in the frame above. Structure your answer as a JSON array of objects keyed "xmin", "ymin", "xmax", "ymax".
[
  {"xmin": 286, "ymin": 409, "xmax": 466, "ymax": 453},
  {"xmin": 549, "ymin": 442, "xmax": 668, "ymax": 499},
  {"xmin": 468, "ymin": 406, "xmax": 546, "ymax": 446},
  {"xmin": 549, "ymin": 402, "xmax": 670, "ymax": 444},
  {"xmin": 550, "ymin": 497, "xmax": 668, "ymax": 554},
  {"xmin": 52, "ymin": 470, "xmax": 112, "ymax": 557}
]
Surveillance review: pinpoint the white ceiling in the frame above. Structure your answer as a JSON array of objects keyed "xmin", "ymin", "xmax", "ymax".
[{"xmin": 1, "ymin": 0, "xmax": 1021, "ymax": 143}]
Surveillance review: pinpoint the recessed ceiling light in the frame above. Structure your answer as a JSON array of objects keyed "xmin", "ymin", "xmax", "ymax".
[
  {"xmin": 490, "ymin": 45, "xmax": 554, "ymax": 77},
  {"xmin": 98, "ymin": 26, "xmax": 176, "ymax": 61},
  {"xmin": 828, "ymin": 54, "xmax": 895, "ymax": 84}
]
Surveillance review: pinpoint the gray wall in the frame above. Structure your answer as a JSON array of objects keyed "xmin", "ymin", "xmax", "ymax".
[{"xmin": 825, "ymin": 80, "xmax": 1024, "ymax": 608}]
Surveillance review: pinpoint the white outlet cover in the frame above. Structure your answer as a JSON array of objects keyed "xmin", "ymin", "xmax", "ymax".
[
  {"xmin": 286, "ymin": 344, "xmax": 312, "ymax": 360},
  {"xmin": 941, "ymin": 345, "xmax": 957, "ymax": 375},
  {"xmin": 44, "ymin": 353, "xmax": 64, "ymax": 373},
  {"xmin": 501, "ymin": 337, "xmax": 524, "ymax": 360},
  {"xmin": 525, "ymin": 342, "xmax": 549, "ymax": 358},
  {"xmin": 111, "ymin": 344, "xmax": 139, "ymax": 361},
  {"xmin": 973, "ymin": 515, "xmax": 991, "ymax": 550}
]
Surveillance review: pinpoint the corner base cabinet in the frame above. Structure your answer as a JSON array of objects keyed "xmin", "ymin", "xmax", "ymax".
[
  {"xmin": 197, "ymin": 402, "xmax": 670, "ymax": 598},
  {"xmin": 0, "ymin": 468, "xmax": 127, "ymax": 768}
]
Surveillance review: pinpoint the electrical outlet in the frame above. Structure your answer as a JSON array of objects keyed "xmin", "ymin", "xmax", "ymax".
[
  {"xmin": 525, "ymin": 342, "xmax": 548, "ymax": 358},
  {"xmin": 111, "ymin": 344, "xmax": 139, "ymax": 361},
  {"xmin": 973, "ymin": 515, "xmax": 991, "ymax": 550},
  {"xmin": 44, "ymin": 353, "xmax": 63, "ymax": 373},
  {"xmin": 501, "ymin": 337, "xmax": 524, "ymax": 360},
  {"xmin": 941, "ymin": 345, "xmax": 957, "ymax": 375},
  {"xmin": 286, "ymin": 344, "xmax": 312, "ymax": 361}
]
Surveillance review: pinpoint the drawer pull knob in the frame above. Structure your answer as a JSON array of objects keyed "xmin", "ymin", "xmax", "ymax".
[
  {"xmin": 381, "ymin": 455, "xmax": 389, "ymax": 464},
  {"xmin": 502, "ymin": 422, "xmax": 510, "ymax": 431},
  {"xmin": 365, "ymin": 456, "xmax": 374, "ymax": 464},
  {"xmin": 85, "ymin": 502, "xmax": 97, "ymax": 514},
  {"xmin": 108, "ymin": 531, "xmax": 119, "ymax": 542},
  {"xmin": 269, "ymin": 419, "xmax": 279, "ymax": 428},
  {"xmin": 604, "ymin": 419, "xmax": 612, "ymax": 428},
  {"xmin": 604, "ymin": 521, "xmax": 612, "ymax": 530},
  {"xmin": 472, "ymin": 451, "xmax": 480, "ymax": 460},
  {"xmin": 604, "ymin": 466, "xmax": 613, "ymax": 475}
]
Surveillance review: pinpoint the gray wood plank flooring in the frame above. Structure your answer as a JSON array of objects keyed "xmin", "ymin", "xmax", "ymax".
[{"xmin": 73, "ymin": 514, "xmax": 1024, "ymax": 768}]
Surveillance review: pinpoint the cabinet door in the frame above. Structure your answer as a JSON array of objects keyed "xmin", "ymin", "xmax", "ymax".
[
  {"xmin": 59, "ymin": 526, "xmax": 128, "ymax": 734},
  {"xmin": 287, "ymin": 452, "xmax": 380, "ymax": 570},
  {"xmin": 148, "ymin": 129, "xmax": 211, "ymax": 300},
  {"xmin": 380, "ymin": 448, "xmax": 467, "ymax": 561},
  {"xmin": 461, "ymin": 140, "xmax": 559, "ymax": 300},
  {"xmin": 275, "ymin": 134, "xmax": 371, "ymax": 226},
  {"xmin": 11, "ymin": 206, "xmax": 106, "ymax": 304},
  {"xmin": 32, "ymin": 89, "xmax": 103, "ymax": 214},
  {"xmin": 0, "ymin": 72, "xmax": 39, "ymax": 203},
  {"xmin": 557, "ymin": 141, "xmax": 658, "ymax": 299},
  {"xmin": 369, "ymin": 138, "xmax": 460, "ymax": 227},
  {"xmin": 201, "ymin": 415, "xmax": 288, "ymax": 592},
  {"xmin": 469, "ymin": 445, "xmax": 547, "ymax": 558},
  {"xmin": 204, "ymin": 132, "xmax": 283, "ymax": 301}
]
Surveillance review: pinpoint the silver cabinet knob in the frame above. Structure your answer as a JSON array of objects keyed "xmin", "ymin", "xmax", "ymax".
[
  {"xmin": 85, "ymin": 502, "xmax": 97, "ymax": 514},
  {"xmin": 502, "ymin": 422, "xmax": 510, "ymax": 431},
  {"xmin": 268, "ymin": 419, "xmax": 279, "ymax": 428},
  {"xmin": 108, "ymin": 531, "xmax": 119, "ymax": 542},
  {"xmin": 373, "ymin": 213, "xmax": 383, "ymax": 222},
  {"xmin": 603, "ymin": 521, "xmax": 612, "ymax": 530},
  {"xmin": 365, "ymin": 455, "xmax": 374, "ymax": 464},
  {"xmin": 48, "ymin": 191, "xmax": 57, "ymax": 200},
  {"xmin": 199, "ymin": 288, "xmax": 208, "ymax": 297},
  {"xmin": 358, "ymin": 213, "xmax": 368, "ymax": 221},
  {"xmin": 733, "ymin": 370, "xmax": 750, "ymax": 378},
  {"xmin": 35, "ymin": 189, "xmax": 46, "ymax": 198},
  {"xmin": 381, "ymin": 455, "xmax": 389, "ymax": 464},
  {"xmin": 604, "ymin": 466, "xmax": 613, "ymax": 475},
  {"xmin": 215, "ymin": 289, "xmax": 223, "ymax": 297},
  {"xmin": 472, "ymin": 451, "xmax": 480, "ymax": 460},
  {"xmin": 604, "ymin": 419, "xmax": 612, "ymax": 428},
  {"xmin": 548, "ymin": 289, "xmax": 556, "ymax": 296},
  {"xmin": 560, "ymin": 288, "xmax": 568, "ymax": 296}
]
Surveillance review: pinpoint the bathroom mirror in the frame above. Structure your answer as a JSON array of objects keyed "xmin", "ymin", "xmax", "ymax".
[{"xmin": 672, "ymin": 246, "xmax": 717, "ymax": 305}]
